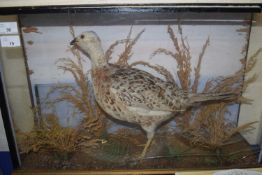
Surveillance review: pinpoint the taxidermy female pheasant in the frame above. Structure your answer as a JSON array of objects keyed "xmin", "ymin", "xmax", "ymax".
[{"xmin": 70, "ymin": 31, "xmax": 235, "ymax": 158}]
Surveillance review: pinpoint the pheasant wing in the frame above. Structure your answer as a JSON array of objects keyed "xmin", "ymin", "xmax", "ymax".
[{"xmin": 109, "ymin": 67, "xmax": 187, "ymax": 112}]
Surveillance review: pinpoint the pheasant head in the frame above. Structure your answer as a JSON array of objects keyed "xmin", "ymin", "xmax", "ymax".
[{"xmin": 70, "ymin": 31, "xmax": 107, "ymax": 68}]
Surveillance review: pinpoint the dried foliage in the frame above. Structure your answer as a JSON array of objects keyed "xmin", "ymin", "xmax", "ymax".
[
  {"xmin": 44, "ymin": 26, "xmax": 105, "ymax": 134},
  {"xmin": 185, "ymin": 49, "xmax": 260, "ymax": 149},
  {"xmin": 150, "ymin": 25, "xmax": 210, "ymax": 91},
  {"xmin": 105, "ymin": 39, "xmax": 128, "ymax": 62},
  {"xmin": 105, "ymin": 26, "xmax": 145, "ymax": 67},
  {"xmin": 18, "ymin": 114, "xmax": 101, "ymax": 155},
  {"xmin": 18, "ymin": 26, "xmax": 105, "ymax": 156},
  {"xmin": 192, "ymin": 37, "xmax": 210, "ymax": 93},
  {"xmin": 181, "ymin": 104, "xmax": 257, "ymax": 149},
  {"xmin": 150, "ymin": 25, "xmax": 260, "ymax": 149}
]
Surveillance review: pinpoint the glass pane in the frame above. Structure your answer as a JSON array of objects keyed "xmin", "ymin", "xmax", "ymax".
[{"xmin": 2, "ymin": 11, "xmax": 261, "ymax": 170}]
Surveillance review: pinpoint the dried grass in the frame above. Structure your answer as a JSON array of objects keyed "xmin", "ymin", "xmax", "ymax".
[
  {"xmin": 18, "ymin": 114, "xmax": 101, "ymax": 155},
  {"xmin": 18, "ymin": 26, "xmax": 105, "ymax": 155},
  {"xmin": 45, "ymin": 26, "xmax": 104, "ymax": 134},
  {"xmin": 105, "ymin": 26, "xmax": 145, "ymax": 67},
  {"xmin": 150, "ymin": 25, "xmax": 261, "ymax": 149},
  {"xmin": 150, "ymin": 25, "xmax": 193, "ymax": 90},
  {"xmin": 191, "ymin": 37, "xmax": 210, "ymax": 93}
]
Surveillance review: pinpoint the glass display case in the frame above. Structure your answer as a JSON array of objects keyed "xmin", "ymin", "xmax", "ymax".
[{"xmin": 0, "ymin": 1, "xmax": 262, "ymax": 174}]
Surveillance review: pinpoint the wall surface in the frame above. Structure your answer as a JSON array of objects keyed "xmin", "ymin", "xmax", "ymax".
[
  {"xmin": 0, "ymin": 15, "xmax": 34, "ymax": 132},
  {"xmin": 238, "ymin": 13, "xmax": 262, "ymax": 145}
]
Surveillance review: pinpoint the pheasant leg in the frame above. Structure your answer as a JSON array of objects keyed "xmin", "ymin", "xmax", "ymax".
[{"xmin": 140, "ymin": 134, "xmax": 154, "ymax": 158}]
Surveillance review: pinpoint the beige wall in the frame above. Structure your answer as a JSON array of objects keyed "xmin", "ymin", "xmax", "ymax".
[
  {"xmin": 238, "ymin": 13, "xmax": 262, "ymax": 145},
  {"xmin": 0, "ymin": 15, "xmax": 34, "ymax": 132}
]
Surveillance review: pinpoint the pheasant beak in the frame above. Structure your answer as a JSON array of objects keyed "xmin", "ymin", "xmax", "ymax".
[{"xmin": 70, "ymin": 38, "xmax": 77, "ymax": 45}]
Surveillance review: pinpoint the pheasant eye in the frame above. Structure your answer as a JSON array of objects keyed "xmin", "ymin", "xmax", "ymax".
[{"xmin": 80, "ymin": 35, "xmax": 85, "ymax": 39}]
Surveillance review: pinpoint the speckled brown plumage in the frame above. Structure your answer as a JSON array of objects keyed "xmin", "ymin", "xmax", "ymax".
[
  {"xmin": 92, "ymin": 65, "xmax": 175, "ymax": 126},
  {"xmin": 70, "ymin": 31, "xmax": 235, "ymax": 158}
]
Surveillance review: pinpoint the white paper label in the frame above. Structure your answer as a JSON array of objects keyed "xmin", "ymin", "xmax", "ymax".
[
  {"xmin": 0, "ymin": 22, "xmax": 18, "ymax": 34},
  {"xmin": 0, "ymin": 35, "xmax": 21, "ymax": 47}
]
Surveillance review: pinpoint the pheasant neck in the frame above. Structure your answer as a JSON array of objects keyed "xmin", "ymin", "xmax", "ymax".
[
  {"xmin": 85, "ymin": 44, "xmax": 107, "ymax": 68},
  {"xmin": 89, "ymin": 50, "xmax": 107, "ymax": 68}
]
